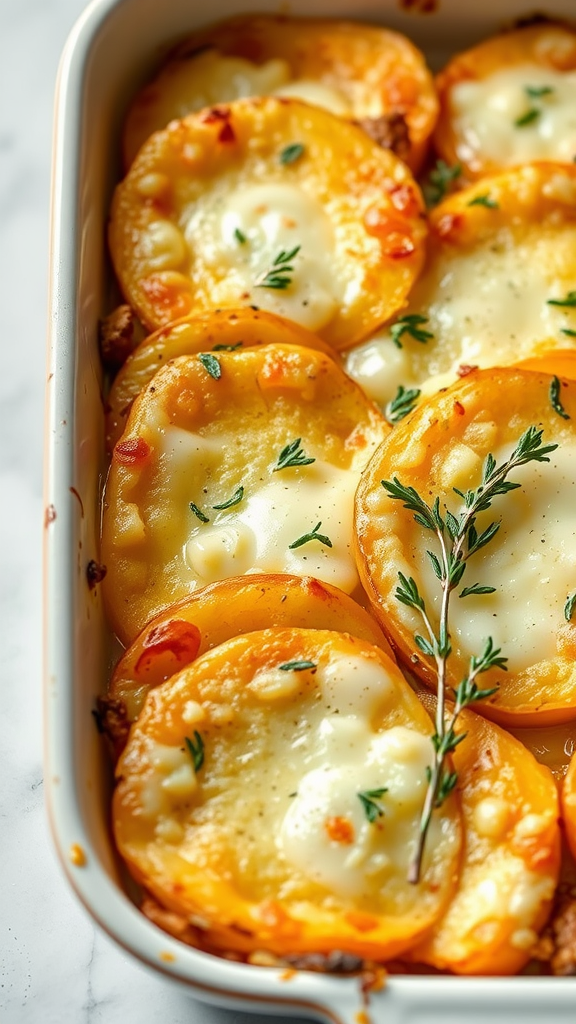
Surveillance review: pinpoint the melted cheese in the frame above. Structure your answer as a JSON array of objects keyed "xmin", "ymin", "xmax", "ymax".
[
  {"xmin": 345, "ymin": 224, "xmax": 576, "ymax": 407},
  {"xmin": 273, "ymin": 79, "xmax": 351, "ymax": 116},
  {"xmin": 159, "ymin": 50, "xmax": 291, "ymax": 118},
  {"xmin": 452, "ymin": 65, "xmax": 576, "ymax": 168},
  {"xmin": 185, "ymin": 459, "xmax": 360, "ymax": 593},
  {"xmin": 278, "ymin": 654, "xmax": 453, "ymax": 900},
  {"xmin": 184, "ymin": 183, "xmax": 339, "ymax": 333},
  {"xmin": 411, "ymin": 443, "xmax": 576, "ymax": 673}
]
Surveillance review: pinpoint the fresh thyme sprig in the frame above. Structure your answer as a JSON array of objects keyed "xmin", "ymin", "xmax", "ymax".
[
  {"xmin": 390, "ymin": 314, "xmax": 433, "ymax": 348},
  {"xmin": 255, "ymin": 246, "xmax": 300, "ymax": 290},
  {"xmin": 273, "ymin": 438, "xmax": 315, "ymax": 471},
  {"xmin": 382, "ymin": 424, "xmax": 558, "ymax": 884}
]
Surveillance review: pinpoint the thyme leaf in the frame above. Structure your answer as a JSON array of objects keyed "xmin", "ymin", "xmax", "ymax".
[
  {"xmin": 212, "ymin": 486, "xmax": 244, "ymax": 510},
  {"xmin": 358, "ymin": 787, "xmax": 388, "ymax": 823},
  {"xmin": 548, "ymin": 291, "xmax": 576, "ymax": 308},
  {"xmin": 278, "ymin": 660, "xmax": 317, "ymax": 671},
  {"xmin": 515, "ymin": 107, "xmax": 540, "ymax": 127},
  {"xmin": 550, "ymin": 375, "xmax": 570, "ymax": 420},
  {"xmin": 198, "ymin": 352, "xmax": 221, "ymax": 379},
  {"xmin": 185, "ymin": 731, "xmax": 204, "ymax": 773},
  {"xmin": 390, "ymin": 314, "xmax": 433, "ymax": 348},
  {"xmin": 234, "ymin": 227, "xmax": 247, "ymax": 244},
  {"xmin": 386, "ymin": 384, "xmax": 421, "ymax": 424},
  {"xmin": 566, "ymin": 593, "xmax": 576, "ymax": 622},
  {"xmin": 190, "ymin": 502, "xmax": 209, "ymax": 523},
  {"xmin": 467, "ymin": 193, "xmax": 499, "ymax": 209},
  {"xmin": 289, "ymin": 521, "xmax": 332, "ymax": 549},
  {"xmin": 273, "ymin": 438, "xmax": 315, "ymax": 471},
  {"xmin": 280, "ymin": 142, "xmax": 305, "ymax": 165},
  {"xmin": 212, "ymin": 341, "xmax": 243, "ymax": 351}
]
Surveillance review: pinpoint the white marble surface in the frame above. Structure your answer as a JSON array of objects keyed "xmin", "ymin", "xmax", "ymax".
[{"xmin": 0, "ymin": 1, "xmax": 310, "ymax": 1020}]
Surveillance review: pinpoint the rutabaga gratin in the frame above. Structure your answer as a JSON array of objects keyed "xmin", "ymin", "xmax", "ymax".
[{"xmin": 92, "ymin": 12, "xmax": 576, "ymax": 980}]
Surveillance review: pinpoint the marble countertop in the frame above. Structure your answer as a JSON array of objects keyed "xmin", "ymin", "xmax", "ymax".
[{"xmin": 0, "ymin": 1, "xmax": 309, "ymax": 1020}]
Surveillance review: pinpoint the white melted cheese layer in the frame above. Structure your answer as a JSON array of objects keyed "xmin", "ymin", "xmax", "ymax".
[
  {"xmin": 166, "ymin": 52, "xmax": 292, "ymax": 116},
  {"xmin": 272, "ymin": 79, "xmax": 351, "ymax": 116},
  {"xmin": 451, "ymin": 65, "xmax": 576, "ymax": 167},
  {"xmin": 278, "ymin": 655, "xmax": 448, "ymax": 899},
  {"xmin": 184, "ymin": 183, "xmax": 339, "ymax": 332},
  {"xmin": 344, "ymin": 224, "xmax": 576, "ymax": 407},
  {"xmin": 413, "ymin": 442, "xmax": 576, "ymax": 673},
  {"xmin": 185, "ymin": 459, "xmax": 360, "ymax": 593}
]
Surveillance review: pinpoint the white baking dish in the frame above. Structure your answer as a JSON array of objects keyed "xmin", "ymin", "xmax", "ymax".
[{"xmin": 44, "ymin": 0, "xmax": 576, "ymax": 1020}]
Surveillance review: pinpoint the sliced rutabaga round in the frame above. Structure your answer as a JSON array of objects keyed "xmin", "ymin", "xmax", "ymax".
[
  {"xmin": 100, "ymin": 573, "xmax": 394, "ymax": 747},
  {"xmin": 101, "ymin": 343, "xmax": 388, "ymax": 645},
  {"xmin": 354, "ymin": 367, "xmax": 576, "ymax": 726},
  {"xmin": 122, "ymin": 14, "xmax": 438, "ymax": 171},
  {"xmin": 434, "ymin": 22, "xmax": 576, "ymax": 180},
  {"xmin": 108, "ymin": 97, "xmax": 427, "ymax": 349},
  {"xmin": 112, "ymin": 628, "xmax": 462, "ymax": 960},
  {"xmin": 344, "ymin": 164, "xmax": 576, "ymax": 410},
  {"xmin": 105, "ymin": 308, "xmax": 333, "ymax": 451}
]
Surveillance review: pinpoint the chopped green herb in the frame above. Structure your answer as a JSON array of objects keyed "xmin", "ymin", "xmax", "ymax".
[
  {"xmin": 198, "ymin": 352, "xmax": 221, "ymax": 379},
  {"xmin": 278, "ymin": 660, "xmax": 317, "ymax": 671},
  {"xmin": 467, "ymin": 193, "xmax": 499, "ymax": 209},
  {"xmin": 386, "ymin": 385, "xmax": 421, "ymax": 424},
  {"xmin": 185, "ymin": 731, "xmax": 204, "ymax": 773},
  {"xmin": 190, "ymin": 502, "xmax": 209, "ymax": 523},
  {"xmin": 390, "ymin": 314, "xmax": 433, "ymax": 348},
  {"xmin": 525, "ymin": 85, "xmax": 554, "ymax": 98},
  {"xmin": 234, "ymin": 227, "xmax": 247, "ymax": 244},
  {"xmin": 280, "ymin": 142, "xmax": 305, "ymax": 165},
  {"xmin": 255, "ymin": 246, "xmax": 301, "ymax": 290},
  {"xmin": 423, "ymin": 159, "xmax": 462, "ymax": 208},
  {"xmin": 548, "ymin": 291, "xmax": 576, "ymax": 308},
  {"xmin": 550, "ymin": 375, "xmax": 570, "ymax": 420},
  {"xmin": 212, "ymin": 341, "xmax": 243, "ymax": 351},
  {"xmin": 289, "ymin": 521, "xmax": 332, "ymax": 550},
  {"xmin": 273, "ymin": 438, "xmax": 315, "ymax": 471},
  {"xmin": 515, "ymin": 107, "xmax": 540, "ymax": 127},
  {"xmin": 213, "ymin": 485, "xmax": 244, "ymax": 510},
  {"xmin": 358, "ymin": 788, "xmax": 388, "ymax": 823},
  {"xmin": 566, "ymin": 592, "xmax": 576, "ymax": 622},
  {"xmin": 561, "ymin": 328, "xmax": 576, "ymax": 338},
  {"xmin": 459, "ymin": 583, "xmax": 497, "ymax": 598}
]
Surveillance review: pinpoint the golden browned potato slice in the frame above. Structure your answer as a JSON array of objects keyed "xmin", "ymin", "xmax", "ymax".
[
  {"xmin": 109, "ymin": 97, "xmax": 427, "ymax": 349},
  {"xmin": 434, "ymin": 22, "xmax": 576, "ymax": 180},
  {"xmin": 122, "ymin": 15, "xmax": 438, "ymax": 171},
  {"xmin": 354, "ymin": 367, "xmax": 576, "ymax": 727},
  {"xmin": 107, "ymin": 573, "xmax": 394, "ymax": 724},
  {"xmin": 112, "ymin": 628, "xmax": 462, "ymax": 959},
  {"xmin": 344, "ymin": 164, "xmax": 576, "ymax": 409},
  {"xmin": 409, "ymin": 699, "xmax": 560, "ymax": 975},
  {"xmin": 106, "ymin": 308, "xmax": 334, "ymax": 450},
  {"xmin": 101, "ymin": 344, "xmax": 388, "ymax": 645}
]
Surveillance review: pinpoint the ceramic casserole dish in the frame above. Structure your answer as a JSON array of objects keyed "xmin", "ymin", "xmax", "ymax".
[{"xmin": 44, "ymin": 0, "xmax": 576, "ymax": 1019}]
